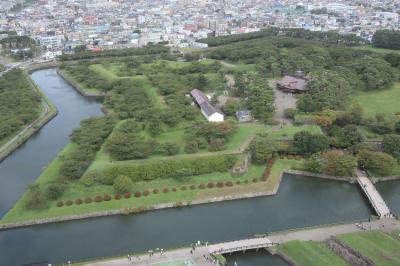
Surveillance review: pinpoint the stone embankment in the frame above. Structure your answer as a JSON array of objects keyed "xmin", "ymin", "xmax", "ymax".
[
  {"xmin": 284, "ymin": 170, "xmax": 355, "ymax": 182},
  {"xmin": 56, "ymin": 69, "xmax": 106, "ymax": 97},
  {"xmin": 326, "ymin": 238, "xmax": 376, "ymax": 266}
]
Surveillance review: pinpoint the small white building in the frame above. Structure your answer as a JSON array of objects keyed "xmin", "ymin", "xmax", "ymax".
[{"xmin": 191, "ymin": 89, "xmax": 224, "ymax": 122}]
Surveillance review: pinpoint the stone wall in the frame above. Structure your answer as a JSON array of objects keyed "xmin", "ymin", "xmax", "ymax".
[
  {"xmin": 326, "ymin": 238, "xmax": 376, "ymax": 266},
  {"xmin": 284, "ymin": 170, "xmax": 355, "ymax": 183}
]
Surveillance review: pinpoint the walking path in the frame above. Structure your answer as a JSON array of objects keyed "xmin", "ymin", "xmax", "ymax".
[
  {"xmin": 84, "ymin": 247, "xmax": 216, "ymax": 266},
  {"xmin": 269, "ymin": 79, "xmax": 297, "ymax": 126},
  {"xmin": 356, "ymin": 170, "xmax": 391, "ymax": 218},
  {"xmin": 82, "ymin": 218, "xmax": 400, "ymax": 266}
]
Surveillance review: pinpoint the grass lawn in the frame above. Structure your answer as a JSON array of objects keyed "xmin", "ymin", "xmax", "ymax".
[
  {"xmin": 353, "ymin": 83, "xmax": 400, "ymax": 118},
  {"xmin": 131, "ymin": 75, "xmax": 166, "ymax": 108},
  {"xmin": 269, "ymin": 125, "xmax": 322, "ymax": 140},
  {"xmin": 278, "ymin": 240, "xmax": 347, "ymax": 266},
  {"xmin": 357, "ymin": 126, "xmax": 383, "ymax": 140},
  {"xmin": 353, "ymin": 45, "xmax": 400, "ymax": 54},
  {"xmin": 337, "ymin": 231, "xmax": 400, "ymax": 266},
  {"xmin": 1, "ymin": 154, "xmax": 301, "ymax": 223},
  {"xmin": 89, "ymin": 64, "xmax": 119, "ymax": 80}
]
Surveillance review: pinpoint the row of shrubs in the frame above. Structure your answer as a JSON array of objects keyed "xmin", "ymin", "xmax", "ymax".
[
  {"xmin": 262, "ymin": 159, "xmax": 275, "ymax": 178},
  {"xmin": 56, "ymin": 177, "xmax": 267, "ymax": 207}
]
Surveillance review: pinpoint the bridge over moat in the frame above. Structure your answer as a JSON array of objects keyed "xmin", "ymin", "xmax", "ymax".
[{"xmin": 356, "ymin": 170, "xmax": 391, "ymax": 218}]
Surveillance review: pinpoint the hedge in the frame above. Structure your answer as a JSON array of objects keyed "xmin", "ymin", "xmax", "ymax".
[{"xmin": 98, "ymin": 154, "xmax": 237, "ymax": 183}]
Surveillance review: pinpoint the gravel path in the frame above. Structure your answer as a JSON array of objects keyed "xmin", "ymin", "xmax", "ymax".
[{"xmin": 269, "ymin": 80, "xmax": 297, "ymax": 125}]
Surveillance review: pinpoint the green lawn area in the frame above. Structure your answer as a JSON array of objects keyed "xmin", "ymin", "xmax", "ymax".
[
  {"xmin": 89, "ymin": 64, "xmax": 119, "ymax": 80},
  {"xmin": 225, "ymin": 123, "xmax": 266, "ymax": 151},
  {"xmin": 269, "ymin": 125, "xmax": 322, "ymax": 140},
  {"xmin": 278, "ymin": 240, "xmax": 348, "ymax": 266},
  {"xmin": 357, "ymin": 126, "xmax": 383, "ymax": 140},
  {"xmin": 337, "ymin": 231, "xmax": 400, "ymax": 266},
  {"xmin": 353, "ymin": 83, "xmax": 400, "ymax": 118},
  {"xmin": 231, "ymin": 63, "xmax": 256, "ymax": 72},
  {"xmin": 131, "ymin": 75, "xmax": 166, "ymax": 108},
  {"xmin": 353, "ymin": 45, "xmax": 400, "ymax": 54}
]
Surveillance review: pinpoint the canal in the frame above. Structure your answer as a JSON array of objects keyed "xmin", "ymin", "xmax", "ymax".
[{"xmin": 0, "ymin": 69, "xmax": 380, "ymax": 265}]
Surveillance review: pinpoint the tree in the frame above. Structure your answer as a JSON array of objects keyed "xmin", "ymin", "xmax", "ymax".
[
  {"xmin": 292, "ymin": 131, "xmax": 330, "ymax": 156},
  {"xmin": 297, "ymin": 71, "xmax": 353, "ymax": 112},
  {"xmin": 25, "ymin": 184, "xmax": 47, "ymax": 209},
  {"xmin": 372, "ymin": 30, "xmax": 400, "ymax": 50},
  {"xmin": 46, "ymin": 183, "xmax": 66, "ymax": 200},
  {"xmin": 113, "ymin": 175, "xmax": 134, "ymax": 194},
  {"xmin": 163, "ymin": 142, "xmax": 180, "ymax": 156},
  {"xmin": 305, "ymin": 151, "xmax": 357, "ymax": 177},
  {"xmin": 208, "ymin": 138, "xmax": 225, "ymax": 152},
  {"xmin": 184, "ymin": 141, "xmax": 199, "ymax": 154},
  {"xmin": 383, "ymin": 134, "xmax": 400, "ymax": 160},
  {"xmin": 250, "ymin": 134, "xmax": 276, "ymax": 164},
  {"xmin": 195, "ymin": 73, "xmax": 208, "ymax": 89},
  {"xmin": 357, "ymin": 150, "xmax": 397, "ymax": 176}
]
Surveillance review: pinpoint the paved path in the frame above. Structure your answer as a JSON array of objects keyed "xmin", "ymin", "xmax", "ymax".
[
  {"xmin": 84, "ymin": 247, "xmax": 216, "ymax": 266},
  {"xmin": 356, "ymin": 170, "xmax": 391, "ymax": 218},
  {"xmin": 268, "ymin": 218, "xmax": 400, "ymax": 243},
  {"xmin": 269, "ymin": 80, "xmax": 297, "ymax": 126}
]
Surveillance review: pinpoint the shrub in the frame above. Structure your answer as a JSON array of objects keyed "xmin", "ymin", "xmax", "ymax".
[
  {"xmin": 216, "ymin": 181, "xmax": 224, "ymax": 188},
  {"xmin": 207, "ymin": 182, "xmax": 215, "ymax": 188},
  {"xmin": 236, "ymin": 180, "xmax": 241, "ymax": 185},
  {"xmin": 190, "ymin": 184, "xmax": 196, "ymax": 190},
  {"xmin": 114, "ymin": 194, "xmax": 122, "ymax": 200},
  {"xmin": 172, "ymin": 187, "xmax": 177, "ymax": 192},
  {"xmin": 198, "ymin": 184, "xmax": 205, "ymax": 189},
  {"xmin": 252, "ymin": 178, "xmax": 258, "ymax": 183},
  {"xmin": 96, "ymin": 171, "xmax": 115, "ymax": 185},
  {"xmin": 94, "ymin": 195, "xmax": 103, "ymax": 202},
  {"xmin": 163, "ymin": 188, "xmax": 169, "ymax": 193},
  {"xmin": 181, "ymin": 186, "xmax": 187, "ymax": 191},
  {"xmin": 80, "ymin": 174, "xmax": 95, "ymax": 187},
  {"xmin": 124, "ymin": 192, "xmax": 131, "ymax": 199},
  {"xmin": 46, "ymin": 182, "xmax": 67, "ymax": 200},
  {"xmin": 143, "ymin": 190, "xmax": 150, "ymax": 196},
  {"xmin": 75, "ymin": 198, "xmax": 83, "ymax": 205},
  {"xmin": 134, "ymin": 191, "xmax": 141, "ymax": 198},
  {"xmin": 84, "ymin": 197, "xmax": 92, "ymax": 204},
  {"xmin": 225, "ymin": 181, "xmax": 233, "ymax": 187},
  {"xmin": 25, "ymin": 184, "xmax": 47, "ymax": 210},
  {"xmin": 57, "ymin": 201, "xmax": 64, "ymax": 207},
  {"xmin": 244, "ymin": 179, "xmax": 249, "ymax": 184},
  {"xmin": 113, "ymin": 175, "xmax": 133, "ymax": 194},
  {"xmin": 104, "ymin": 195, "xmax": 111, "ymax": 201},
  {"xmin": 65, "ymin": 200, "xmax": 73, "ymax": 206},
  {"xmin": 153, "ymin": 188, "xmax": 159, "ymax": 194}
]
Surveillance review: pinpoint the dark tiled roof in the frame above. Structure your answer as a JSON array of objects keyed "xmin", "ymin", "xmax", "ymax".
[
  {"xmin": 277, "ymin": 75, "xmax": 310, "ymax": 91},
  {"xmin": 190, "ymin": 89, "xmax": 224, "ymax": 117}
]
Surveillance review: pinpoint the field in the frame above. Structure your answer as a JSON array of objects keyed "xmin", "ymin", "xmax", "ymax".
[
  {"xmin": 353, "ymin": 83, "xmax": 400, "ymax": 118},
  {"xmin": 278, "ymin": 240, "xmax": 347, "ymax": 266},
  {"xmin": 337, "ymin": 231, "xmax": 400, "ymax": 266},
  {"xmin": 269, "ymin": 125, "xmax": 322, "ymax": 140},
  {"xmin": 1, "ymin": 156, "xmax": 303, "ymax": 223}
]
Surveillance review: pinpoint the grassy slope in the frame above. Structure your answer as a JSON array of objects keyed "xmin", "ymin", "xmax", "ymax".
[
  {"xmin": 1, "ymin": 157, "xmax": 301, "ymax": 223},
  {"xmin": 278, "ymin": 240, "xmax": 348, "ymax": 266},
  {"xmin": 269, "ymin": 125, "xmax": 322, "ymax": 140},
  {"xmin": 353, "ymin": 45, "xmax": 400, "ymax": 54},
  {"xmin": 338, "ymin": 231, "xmax": 400, "ymax": 266},
  {"xmin": 353, "ymin": 83, "xmax": 400, "ymax": 118}
]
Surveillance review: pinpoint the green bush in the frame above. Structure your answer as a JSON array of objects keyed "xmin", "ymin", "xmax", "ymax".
[
  {"xmin": 80, "ymin": 174, "xmax": 95, "ymax": 187},
  {"xmin": 46, "ymin": 182, "xmax": 67, "ymax": 200},
  {"xmin": 113, "ymin": 175, "xmax": 134, "ymax": 194},
  {"xmin": 102, "ymin": 154, "xmax": 236, "ymax": 182},
  {"xmin": 25, "ymin": 184, "xmax": 47, "ymax": 210}
]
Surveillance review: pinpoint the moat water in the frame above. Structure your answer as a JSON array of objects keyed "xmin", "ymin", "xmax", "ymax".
[{"xmin": 0, "ymin": 69, "xmax": 398, "ymax": 266}]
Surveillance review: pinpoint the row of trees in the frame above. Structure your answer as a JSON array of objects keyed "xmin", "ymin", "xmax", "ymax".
[
  {"xmin": 199, "ymin": 27, "xmax": 364, "ymax": 47},
  {"xmin": 93, "ymin": 154, "xmax": 237, "ymax": 183},
  {"xmin": 60, "ymin": 44, "xmax": 169, "ymax": 61},
  {"xmin": 0, "ymin": 69, "xmax": 41, "ymax": 142}
]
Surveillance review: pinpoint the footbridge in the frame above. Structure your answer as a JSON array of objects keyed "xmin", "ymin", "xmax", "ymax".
[
  {"xmin": 356, "ymin": 170, "xmax": 391, "ymax": 218},
  {"xmin": 208, "ymin": 237, "xmax": 275, "ymax": 254}
]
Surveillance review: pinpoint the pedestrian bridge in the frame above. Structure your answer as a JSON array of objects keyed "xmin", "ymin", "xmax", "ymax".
[
  {"xmin": 356, "ymin": 170, "xmax": 391, "ymax": 218},
  {"xmin": 208, "ymin": 237, "xmax": 275, "ymax": 254}
]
